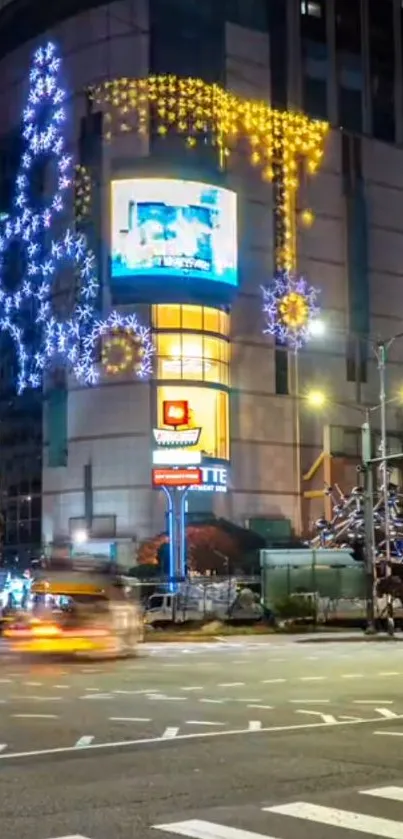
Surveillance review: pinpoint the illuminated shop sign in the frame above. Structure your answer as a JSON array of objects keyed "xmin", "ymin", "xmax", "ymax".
[
  {"xmin": 190, "ymin": 463, "xmax": 229, "ymax": 494},
  {"xmin": 110, "ymin": 178, "xmax": 237, "ymax": 289},
  {"xmin": 163, "ymin": 399, "xmax": 189, "ymax": 427},
  {"xmin": 152, "ymin": 449, "xmax": 202, "ymax": 466},
  {"xmin": 152, "ymin": 428, "xmax": 201, "ymax": 447},
  {"xmin": 152, "ymin": 468, "xmax": 202, "ymax": 487}
]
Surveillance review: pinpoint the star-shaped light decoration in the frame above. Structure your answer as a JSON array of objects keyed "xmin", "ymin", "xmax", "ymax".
[{"xmin": 262, "ymin": 270, "xmax": 321, "ymax": 352}]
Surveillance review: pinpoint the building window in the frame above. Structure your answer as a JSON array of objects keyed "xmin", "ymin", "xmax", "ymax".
[
  {"xmin": 155, "ymin": 332, "xmax": 230, "ymax": 386},
  {"xmin": 152, "ymin": 304, "xmax": 230, "ymax": 336},
  {"xmin": 369, "ymin": 0, "xmax": 395, "ymax": 143},
  {"xmin": 335, "ymin": 0, "xmax": 363, "ymax": 133},
  {"xmin": 157, "ymin": 385, "xmax": 229, "ymax": 460}
]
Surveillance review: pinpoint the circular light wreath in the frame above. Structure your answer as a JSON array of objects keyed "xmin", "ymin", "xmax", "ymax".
[
  {"xmin": 102, "ymin": 328, "xmax": 143, "ymax": 376},
  {"xmin": 83, "ymin": 312, "xmax": 154, "ymax": 384},
  {"xmin": 262, "ymin": 271, "xmax": 320, "ymax": 351}
]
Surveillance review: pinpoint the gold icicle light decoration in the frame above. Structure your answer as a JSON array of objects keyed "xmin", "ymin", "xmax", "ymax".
[{"xmin": 88, "ymin": 76, "xmax": 329, "ymax": 272}]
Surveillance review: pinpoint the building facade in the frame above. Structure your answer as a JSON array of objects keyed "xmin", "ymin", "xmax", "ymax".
[{"xmin": 0, "ymin": 0, "xmax": 401, "ymax": 563}]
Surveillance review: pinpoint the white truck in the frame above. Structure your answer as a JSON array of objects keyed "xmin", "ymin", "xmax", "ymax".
[{"xmin": 145, "ymin": 580, "xmax": 263, "ymax": 626}]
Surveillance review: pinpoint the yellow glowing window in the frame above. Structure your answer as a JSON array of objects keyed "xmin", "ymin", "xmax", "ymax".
[
  {"xmin": 156, "ymin": 332, "xmax": 229, "ymax": 385},
  {"xmin": 157, "ymin": 385, "xmax": 229, "ymax": 460},
  {"xmin": 152, "ymin": 304, "xmax": 229, "ymax": 336},
  {"xmin": 181, "ymin": 305, "xmax": 203, "ymax": 330}
]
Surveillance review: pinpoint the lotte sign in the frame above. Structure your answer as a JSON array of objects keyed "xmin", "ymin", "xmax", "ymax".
[{"xmin": 152, "ymin": 468, "xmax": 202, "ymax": 487}]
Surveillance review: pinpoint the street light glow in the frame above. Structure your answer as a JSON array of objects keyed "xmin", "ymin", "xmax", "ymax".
[
  {"xmin": 306, "ymin": 389, "xmax": 327, "ymax": 408},
  {"xmin": 308, "ymin": 318, "xmax": 326, "ymax": 337},
  {"xmin": 72, "ymin": 528, "xmax": 88, "ymax": 546}
]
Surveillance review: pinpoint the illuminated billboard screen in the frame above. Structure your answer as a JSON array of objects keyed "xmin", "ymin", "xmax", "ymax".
[{"xmin": 111, "ymin": 179, "xmax": 237, "ymax": 292}]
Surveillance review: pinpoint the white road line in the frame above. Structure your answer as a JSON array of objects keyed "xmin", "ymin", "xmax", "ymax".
[
  {"xmin": 0, "ymin": 679, "xmax": 12, "ymax": 684},
  {"xmin": 186, "ymin": 721, "xmax": 224, "ymax": 727},
  {"xmin": 85, "ymin": 687, "xmax": 100, "ymax": 692},
  {"xmin": 261, "ymin": 679, "xmax": 286, "ymax": 684},
  {"xmin": 296, "ymin": 710, "xmax": 337, "ymax": 724},
  {"xmin": 80, "ymin": 693, "xmax": 113, "ymax": 700},
  {"xmin": 13, "ymin": 695, "xmax": 62, "ymax": 702},
  {"xmin": 376, "ymin": 708, "xmax": 398, "ymax": 719},
  {"xmin": 265, "ymin": 801, "xmax": 403, "ymax": 837},
  {"xmin": 199, "ymin": 699, "xmax": 225, "ymax": 704},
  {"xmin": 162, "ymin": 727, "xmax": 179, "ymax": 739},
  {"xmin": 154, "ymin": 819, "xmax": 276, "ymax": 839},
  {"xmin": 218, "ymin": 683, "xmax": 244, "ymax": 688},
  {"xmin": 24, "ymin": 681, "xmax": 43, "ymax": 687},
  {"xmin": 341, "ymin": 673, "xmax": 364, "ymax": 679},
  {"xmin": 248, "ymin": 705, "xmax": 273, "ymax": 710},
  {"xmin": 148, "ymin": 695, "xmax": 186, "ymax": 702},
  {"xmin": 181, "ymin": 687, "xmax": 203, "ymax": 692},
  {"xmin": 248, "ymin": 721, "xmax": 262, "ymax": 731},
  {"xmin": 354, "ymin": 700, "xmax": 394, "ymax": 705},
  {"xmin": 378, "ymin": 672, "xmax": 400, "ymax": 677},
  {"xmin": 374, "ymin": 731, "xmax": 403, "ymax": 738},
  {"xmin": 53, "ymin": 685, "xmax": 70, "ymax": 690},
  {"xmin": 289, "ymin": 699, "xmax": 330, "ymax": 704},
  {"xmin": 362, "ymin": 787, "xmax": 403, "ymax": 802},
  {"xmin": 109, "ymin": 717, "xmax": 151, "ymax": 723},
  {"xmin": 299, "ymin": 676, "xmax": 325, "ymax": 682},
  {"xmin": 75, "ymin": 736, "xmax": 94, "ymax": 748},
  {"xmin": 13, "ymin": 713, "xmax": 59, "ymax": 719},
  {"xmin": 1, "ymin": 713, "xmax": 403, "ymax": 761},
  {"xmin": 0, "ymin": 744, "xmax": 6, "ymax": 752}
]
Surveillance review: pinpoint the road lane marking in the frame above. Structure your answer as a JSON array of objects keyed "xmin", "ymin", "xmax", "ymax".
[
  {"xmin": 80, "ymin": 693, "xmax": 113, "ymax": 700},
  {"xmin": 0, "ymin": 745, "xmax": 6, "ymax": 752},
  {"xmin": 199, "ymin": 699, "xmax": 225, "ymax": 704},
  {"xmin": 362, "ymin": 787, "xmax": 403, "ymax": 802},
  {"xmin": 248, "ymin": 721, "xmax": 262, "ymax": 731},
  {"xmin": 75, "ymin": 736, "xmax": 94, "ymax": 748},
  {"xmin": 264, "ymin": 801, "xmax": 403, "ymax": 837},
  {"xmin": 376, "ymin": 708, "xmax": 398, "ymax": 719},
  {"xmin": 109, "ymin": 717, "xmax": 151, "ymax": 722},
  {"xmin": 289, "ymin": 699, "xmax": 330, "ymax": 704},
  {"xmin": 53, "ymin": 685, "xmax": 70, "ymax": 690},
  {"xmin": 374, "ymin": 731, "xmax": 403, "ymax": 737},
  {"xmin": 2, "ymin": 712, "xmax": 403, "ymax": 761},
  {"xmin": 0, "ymin": 679, "xmax": 12, "ymax": 683},
  {"xmin": 296, "ymin": 710, "xmax": 337, "ymax": 724},
  {"xmin": 12, "ymin": 695, "xmax": 63, "ymax": 702},
  {"xmin": 299, "ymin": 676, "xmax": 326, "ymax": 681},
  {"xmin": 181, "ymin": 687, "xmax": 203, "ymax": 692},
  {"xmin": 186, "ymin": 721, "xmax": 224, "ymax": 726},
  {"xmin": 218, "ymin": 683, "xmax": 244, "ymax": 687},
  {"xmin": 354, "ymin": 700, "xmax": 394, "ymax": 704},
  {"xmin": 148, "ymin": 695, "xmax": 186, "ymax": 701},
  {"xmin": 162, "ymin": 727, "xmax": 179, "ymax": 738},
  {"xmin": 379, "ymin": 672, "xmax": 400, "ymax": 677},
  {"xmin": 24, "ymin": 681, "xmax": 43, "ymax": 686},
  {"xmin": 12, "ymin": 713, "xmax": 59, "ymax": 719},
  {"xmin": 261, "ymin": 679, "xmax": 286, "ymax": 684},
  {"xmin": 247, "ymin": 705, "xmax": 273, "ymax": 710},
  {"xmin": 154, "ymin": 819, "xmax": 278, "ymax": 839},
  {"xmin": 341, "ymin": 674, "xmax": 364, "ymax": 679}
]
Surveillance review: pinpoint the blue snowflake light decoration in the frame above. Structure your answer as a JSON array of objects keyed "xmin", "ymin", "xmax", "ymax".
[
  {"xmin": 262, "ymin": 270, "xmax": 320, "ymax": 352},
  {"xmin": 0, "ymin": 40, "xmax": 153, "ymax": 393}
]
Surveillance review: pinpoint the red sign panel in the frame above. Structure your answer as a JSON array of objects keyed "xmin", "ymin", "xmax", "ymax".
[
  {"xmin": 163, "ymin": 400, "xmax": 189, "ymax": 427},
  {"xmin": 152, "ymin": 468, "xmax": 202, "ymax": 487}
]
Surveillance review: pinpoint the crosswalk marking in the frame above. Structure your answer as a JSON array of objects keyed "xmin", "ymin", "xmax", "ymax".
[
  {"xmin": 265, "ymin": 801, "xmax": 403, "ymax": 837},
  {"xmin": 362, "ymin": 787, "xmax": 403, "ymax": 802},
  {"xmin": 154, "ymin": 819, "xmax": 279, "ymax": 839}
]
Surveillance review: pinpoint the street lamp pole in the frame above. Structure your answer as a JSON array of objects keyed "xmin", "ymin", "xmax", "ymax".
[{"xmin": 361, "ymin": 412, "xmax": 375, "ymax": 633}]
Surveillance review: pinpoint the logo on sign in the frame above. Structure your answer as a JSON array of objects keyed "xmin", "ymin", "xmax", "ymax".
[
  {"xmin": 163, "ymin": 400, "xmax": 189, "ymax": 427},
  {"xmin": 153, "ymin": 428, "xmax": 201, "ymax": 447},
  {"xmin": 190, "ymin": 464, "xmax": 228, "ymax": 493}
]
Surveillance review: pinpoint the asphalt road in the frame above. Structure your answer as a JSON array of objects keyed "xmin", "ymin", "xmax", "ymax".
[{"xmin": 2, "ymin": 637, "xmax": 403, "ymax": 839}]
